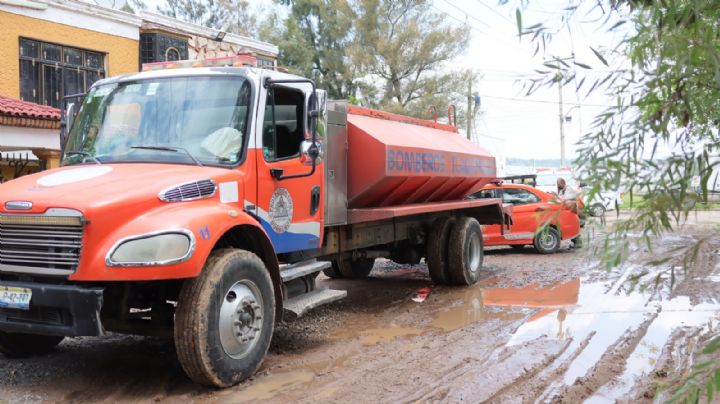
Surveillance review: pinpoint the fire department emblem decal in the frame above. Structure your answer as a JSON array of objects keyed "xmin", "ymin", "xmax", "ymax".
[{"xmin": 269, "ymin": 188, "xmax": 293, "ymax": 233}]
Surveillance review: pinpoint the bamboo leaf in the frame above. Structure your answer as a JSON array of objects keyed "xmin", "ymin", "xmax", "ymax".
[{"xmin": 590, "ymin": 46, "xmax": 609, "ymax": 66}]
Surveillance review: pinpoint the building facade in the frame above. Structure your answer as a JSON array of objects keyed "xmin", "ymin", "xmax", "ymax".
[{"xmin": 0, "ymin": 0, "xmax": 278, "ymax": 180}]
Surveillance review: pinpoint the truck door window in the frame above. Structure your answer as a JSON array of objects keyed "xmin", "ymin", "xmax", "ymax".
[
  {"xmin": 263, "ymin": 86, "xmax": 304, "ymax": 161},
  {"xmin": 501, "ymin": 188, "xmax": 540, "ymax": 205}
]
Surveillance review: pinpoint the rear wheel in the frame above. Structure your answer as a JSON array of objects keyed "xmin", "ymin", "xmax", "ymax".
[
  {"xmin": 447, "ymin": 217, "xmax": 484, "ymax": 286},
  {"xmin": 426, "ymin": 217, "xmax": 456, "ymax": 285},
  {"xmin": 175, "ymin": 249, "xmax": 275, "ymax": 388},
  {"xmin": 0, "ymin": 332, "xmax": 64, "ymax": 358},
  {"xmin": 322, "ymin": 261, "xmax": 343, "ymax": 278},
  {"xmin": 333, "ymin": 257, "xmax": 375, "ymax": 279},
  {"xmin": 534, "ymin": 227, "xmax": 561, "ymax": 254}
]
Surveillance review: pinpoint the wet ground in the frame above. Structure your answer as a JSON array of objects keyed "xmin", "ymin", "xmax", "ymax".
[{"xmin": 2, "ymin": 212, "xmax": 720, "ymax": 403}]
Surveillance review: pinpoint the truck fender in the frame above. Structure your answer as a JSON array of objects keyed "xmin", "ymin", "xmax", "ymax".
[{"xmin": 212, "ymin": 223, "xmax": 284, "ymax": 321}]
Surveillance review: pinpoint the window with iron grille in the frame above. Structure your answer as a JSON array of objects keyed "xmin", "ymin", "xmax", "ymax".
[
  {"xmin": 19, "ymin": 38, "xmax": 106, "ymax": 108},
  {"xmin": 257, "ymin": 57, "xmax": 275, "ymax": 68},
  {"xmin": 139, "ymin": 33, "xmax": 188, "ymax": 66}
]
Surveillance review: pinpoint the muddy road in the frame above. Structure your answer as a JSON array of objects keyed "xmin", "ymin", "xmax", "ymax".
[{"xmin": 2, "ymin": 213, "xmax": 720, "ymax": 403}]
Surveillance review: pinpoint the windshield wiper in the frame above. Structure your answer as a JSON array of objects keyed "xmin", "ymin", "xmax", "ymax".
[
  {"xmin": 130, "ymin": 145, "xmax": 203, "ymax": 166},
  {"xmin": 65, "ymin": 151, "xmax": 102, "ymax": 165}
]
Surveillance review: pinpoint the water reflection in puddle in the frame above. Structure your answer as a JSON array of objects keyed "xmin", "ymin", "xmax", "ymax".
[{"xmin": 498, "ymin": 273, "xmax": 720, "ymax": 401}]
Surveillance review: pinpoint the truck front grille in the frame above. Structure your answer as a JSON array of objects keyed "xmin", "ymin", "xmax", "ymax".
[{"xmin": 0, "ymin": 215, "xmax": 84, "ymax": 276}]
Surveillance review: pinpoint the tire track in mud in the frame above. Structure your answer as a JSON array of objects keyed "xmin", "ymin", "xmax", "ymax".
[
  {"xmin": 486, "ymin": 332, "xmax": 596, "ymax": 404},
  {"xmin": 545, "ymin": 313, "xmax": 658, "ymax": 403}
]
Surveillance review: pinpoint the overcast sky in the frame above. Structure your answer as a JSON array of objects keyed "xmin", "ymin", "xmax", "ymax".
[{"xmin": 141, "ymin": 0, "xmax": 625, "ymax": 164}]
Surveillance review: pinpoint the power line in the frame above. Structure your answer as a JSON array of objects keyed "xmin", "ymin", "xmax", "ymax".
[
  {"xmin": 440, "ymin": 0, "xmax": 491, "ymax": 27},
  {"xmin": 475, "ymin": 0, "xmax": 513, "ymax": 23},
  {"xmin": 478, "ymin": 93, "xmax": 612, "ymax": 108},
  {"xmin": 431, "ymin": 2, "xmax": 530, "ymax": 55}
]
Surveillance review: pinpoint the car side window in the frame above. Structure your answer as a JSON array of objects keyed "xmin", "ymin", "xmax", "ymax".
[
  {"xmin": 502, "ymin": 188, "xmax": 540, "ymax": 205},
  {"xmin": 469, "ymin": 189, "xmax": 495, "ymax": 199}
]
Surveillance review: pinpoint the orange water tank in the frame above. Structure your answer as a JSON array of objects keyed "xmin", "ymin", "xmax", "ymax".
[{"xmin": 346, "ymin": 106, "xmax": 496, "ymax": 208}]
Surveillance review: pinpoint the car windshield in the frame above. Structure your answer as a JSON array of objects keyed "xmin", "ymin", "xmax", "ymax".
[
  {"xmin": 63, "ymin": 76, "xmax": 252, "ymax": 166},
  {"xmin": 536, "ymin": 173, "xmax": 576, "ymax": 187}
]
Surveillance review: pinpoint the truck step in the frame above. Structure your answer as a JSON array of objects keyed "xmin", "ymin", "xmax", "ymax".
[
  {"xmin": 283, "ymin": 288, "xmax": 347, "ymax": 320},
  {"xmin": 280, "ymin": 259, "xmax": 332, "ymax": 283}
]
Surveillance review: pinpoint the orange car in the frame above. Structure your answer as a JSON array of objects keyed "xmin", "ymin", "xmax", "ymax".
[{"xmin": 468, "ymin": 183, "xmax": 581, "ymax": 253}]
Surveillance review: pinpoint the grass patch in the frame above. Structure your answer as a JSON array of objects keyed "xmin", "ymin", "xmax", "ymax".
[{"xmin": 618, "ymin": 193, "xmax": 720, "ymax": 211}]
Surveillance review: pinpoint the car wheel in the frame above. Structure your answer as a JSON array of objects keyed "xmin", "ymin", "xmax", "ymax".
[
  {"xmin": 0, "ymin": 332, "xmax": 64, "ymax": 358},
  {"xmin": 534, "ymin": 227, "xmax": 561, "ymax": 254},
  {"xmin": 590, "ymin": 203, "xmax": 606, "ymax": 217},
  {"xmin": 447, "ymin": 217, "xmax": 484, "ymax": 285},
  {"xmin": 426, "ymin": 216, "xmax": 456, "ymax": 285},
  {"xmin": 174, "ymin": 249, "xmax": 275, "ymax": 388}
]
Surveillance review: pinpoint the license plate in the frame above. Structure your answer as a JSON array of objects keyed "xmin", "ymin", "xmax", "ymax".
[{"xmin": 0, "ymin": 286, "xmax": 32, "ymax": 310}]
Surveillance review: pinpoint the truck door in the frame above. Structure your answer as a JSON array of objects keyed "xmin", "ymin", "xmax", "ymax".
[{"xmin": 254, "ymin": 81, "xmax": 324, "ymax": 254}]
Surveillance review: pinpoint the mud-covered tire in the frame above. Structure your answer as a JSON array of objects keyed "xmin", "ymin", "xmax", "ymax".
[
  {"xmin": 174, "ymin": 249, "xmax": 275, "ymax": 388},
  {"xmin": 447, "ymin": 217, "xmax": 484, "ymax": 286},
  {"xmin": 322, "ymin": 263, "xmax": 343, "ymax": 278},
  {"xmin": 333, "ymin": 257, "xmax": 375, "ymax": 279},
  {"xmin": 534, "ymin": 227, "xmax": 561, "ymax": 254},
  {"xmin": 426, "ymin": 216, "xmax": 456, "ymax": 285},
  {"xmin": 0, "ymin": 332, "xmax": 64, "ymax": 358}
]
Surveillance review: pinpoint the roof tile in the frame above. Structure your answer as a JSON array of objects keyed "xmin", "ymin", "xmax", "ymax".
[{"xmin": 0, "ymin": 96, "xmax": 60, "ymax": 121}]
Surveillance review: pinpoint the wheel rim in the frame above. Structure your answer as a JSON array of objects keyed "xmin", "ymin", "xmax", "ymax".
[
  {"xmin": 466, "ymin": 232, "xmax": 482, "ymax": 272},
  {"xmin": 538, "ymin": 230, "xmax": 557, "ymax": 250},
  {"xmin": 218, "ymin": 280, "xmax": 264, "ymax": 360},
  {"xmin": 592, "ymin": 205, "xmax": 604, "ymax": 216}
]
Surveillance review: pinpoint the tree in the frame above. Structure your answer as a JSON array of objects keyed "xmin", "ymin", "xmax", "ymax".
[
  {"xmin": 218, "ymin": 0, "xmax": 257, "ymax": 37},
  {"xmin": 157, "ymin": 0, "xmax": 223, "ymax": 29},
  {"xmin": 352, "ymin": 0, "xmax": 470, "ymax": 118},
  {"xmin": 508, "ymin": 0, "xmax": 720, "ymax": 400},
  {"xmin": 265, "ymin": 0, "xmax": 472, "ymax": 118},
  {"xmin": 261, "ymin": 0, "xmax": 359, "ymax": 99}
]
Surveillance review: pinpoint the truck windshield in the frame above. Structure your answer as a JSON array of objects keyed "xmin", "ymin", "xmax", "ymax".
[{"xmin": 63, "ymin": 76, "xmax": 252, "ymax": 166}]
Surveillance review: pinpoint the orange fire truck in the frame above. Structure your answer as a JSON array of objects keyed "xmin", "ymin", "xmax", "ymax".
[{"xmin": 0, "ymin": 57, "xmax": 509, "ymax": 387}]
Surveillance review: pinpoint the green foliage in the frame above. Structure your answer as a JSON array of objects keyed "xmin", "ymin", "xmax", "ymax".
[
  {"xmin": 157, "ymin": 0, "xmax": 256, "ymax": 35},
  {"xmin": 260, "ymin": 0, "xmax": 360, "ymax": 99},
  {"xmin": 351, "ymin": 0, "xmax": 470, "ymax": 117},
  {"xmin": 263, "ymin": 0, "xmax": 472, "ymax": 119},
  {"xmin": 506, "ymin": 0, "xmax": 720, "ymax": 401},
  {"xmin": 157, "ymin": 0, "xmax": 224, "ymax": 29}
]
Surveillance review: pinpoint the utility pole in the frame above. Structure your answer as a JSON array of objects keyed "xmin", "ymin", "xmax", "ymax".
[
  {"xmin": 557, "ymin": 71, "xmax": 566, "ymax": 167},
  {"xmin": 467, "ymin": 80, "xmax": 473, "ymax": 141}
]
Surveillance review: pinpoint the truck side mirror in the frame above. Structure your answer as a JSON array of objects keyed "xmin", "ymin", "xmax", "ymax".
[{"xmin": 300, "ymin": 138, "xmax": 323, "ymax": 165}]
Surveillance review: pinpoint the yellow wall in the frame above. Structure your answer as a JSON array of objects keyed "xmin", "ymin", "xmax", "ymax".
[
  {"xmin": 0, "ymin": 164, "xmax": 38, "ymax": 183},
  {"xmin": 0, "ymin": 10, "xmax": 139, "ymax": 100}
]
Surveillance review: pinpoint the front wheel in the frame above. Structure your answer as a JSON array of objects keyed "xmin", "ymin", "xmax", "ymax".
[
  {"xmin": 0, "ymin": 332, "xmax": 64, "ymax": 358},
  {"xmin": 590, "ymin": 203, "xmax": 606, "ymax": 217},
  {"xmin": 447, "ymin": 217, "xmax": 484, "ymax": 285},
  {"xmin": 534, "ymin": 227, "xmax": 561, "ymax": 254},
  {"xmin": 174, "ymin": 249, "xmax": 275, "ymax": 388}
]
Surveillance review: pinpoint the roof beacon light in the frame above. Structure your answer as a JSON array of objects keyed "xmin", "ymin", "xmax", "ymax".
[{"xmin": 141, "ymin": 55, "xmax": 258, "ymax": 72}]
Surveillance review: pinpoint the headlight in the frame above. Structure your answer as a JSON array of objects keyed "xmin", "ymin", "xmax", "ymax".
[{"xmin": 106, "ymin": 230, "xmax": 195, "ymax": 266}]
